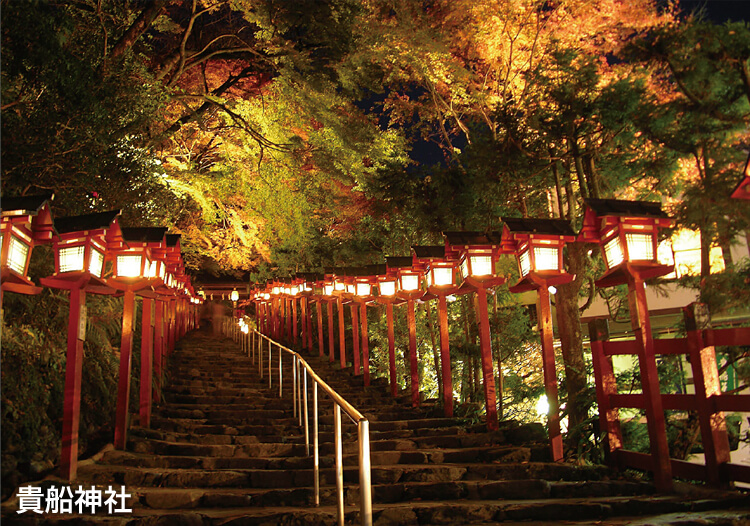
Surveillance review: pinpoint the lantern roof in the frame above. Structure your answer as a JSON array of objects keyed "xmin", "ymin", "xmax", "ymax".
[
  {"xmin": 363, "ymin": 264, "xmax": 387, "ymax": 277},
  {"xmin": 443, "ymin": 231, "xmax": 503, "ymax": 247},
  {"xmin": 578, "ymin": 198, "xmax": 672, "ymax": 243},
  {"xmin": 411, "ymin": 245, "xmax": 446, "ymax": 260},
  {"xmin": 121, "ymin": 227, "xmax": 168, "ymax": 245},
  {"xmin": 297, "ymin": 271, "xmax": 323, "ymax": 282},
  {"xmin": 1, "ymin": 193, "xmax": 55, "ymax": 217},
  {"xmin": 54, "ymin": 210, "xmax": 122, "ymax": 235},
  {"xmin": 385, "ymin": 256, "xmax": 414, "ymax": 269},
  {"xmin": 731, "ymin": 174, "xmax": 750, "ymax": 200},
  {"xmin": 501, "ymin": 217, "xmax": 576, "ymax": 237}
]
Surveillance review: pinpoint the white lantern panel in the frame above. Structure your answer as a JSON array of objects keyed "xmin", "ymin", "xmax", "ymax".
[
  {"xmin": 334, "ymin": 280, "xmax": 346, "ymax": 291},
  {"xmin": 460, "ymin": 257, "xmax": 469, "ymax": 279},
  {"xmin": 603, "ymin": 237, "xmax": 624, "ymax": 269},
  {"xmin": 290, "ymin": 286, "xmax": 299, "ymax": 296},
  {"xmin": 324, "ymin": 283, "xmax": 334, "ymax": 296},
  {"xmin": 401, "ymin": 274, "xmax": 420, "ymax": 291},
  {"xmin": 432, "ymin": 267, "xmax": 454, "ymax": 286},
  {"xmin": 59, "ymin": 245, "xmax": 85, "ymax": 273},
  {"xmin": 231, "ymin": 290, "xmax": 239, "ymax": 302},
  {"xmin": 626, "ymin": 233, "xmax": 654, "ymax": 261},
  {"xmin": 379, "ymin": 280, "xmax": 396, "ymax": 296},
  {"xmin": 469, "ymin": 255, "xmax": 493, "ymax": 276},
  {"xmin": 356, "ymin": 283, "xmax": 371, "ymax": 297},
  {"xmin": 533, "ymin": 246, "xmax": 559, "ymax": 271},
  {"xmin": 89, "ymin": 248, "xmax": 105, "ymax": 278},
  {"xmin": 117, "ymin": 255, "xmax": 143, "ymax": 278},
  {"xmin": 519, "ymin": 250, "xmax": 531, "ymax": 277},
  {"xmin": 7, "ymin": 235, "xmax": 30, "ymax": 274},
  {"xmin": 272, "ymin": 286, "xmax": 281, "ymax": 295},
  {"xmin": 346, "ymin": 283, "xmax": 355, "ymax": 294}
]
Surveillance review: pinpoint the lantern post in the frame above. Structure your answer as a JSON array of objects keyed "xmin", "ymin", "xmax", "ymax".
[
  {"xmin": 340, "ymin": 268, "xmax": 362, "ymax": 375},
  {"xmin": 352, "ymin": 266, "xmax": 379, "ymax": 386},
  {"xmin": 444, "ymin": 232, "xmax": 505, "ymax": 431},
  {"xmin": 374, "ymin": 265, "xmax": 400, "ymax": 397},
  {"xmin": 501, "ymin": 217, "xmax": 577, "ymax": 461},
  {"xmin": 40, "ymin": 210, "xmax": 123, "ymax": 480},
  {"xmin": 579, "ymin": 198, "xmax": 674, "ymax": 491},
  {"xmin": 309, "ymin": 275, "xmax": 326, "ymax": 357},
  {"xmin": 326, "ymin": 268, "xmax": 350, "ymax": 369},
  {"xmin": 412, "ymin": 246, "xmax": 460, "ymax": 417},
  {"xmin": 322, "ymin": 273, "xmax": 337, "ymax": 363},
  {"xmin": 1, "ymin": 194, "xmax": 55, "ymax": 303},
  {"xmin": 387, "ymin": 256, "xmax": 426, "ymax": 407}
]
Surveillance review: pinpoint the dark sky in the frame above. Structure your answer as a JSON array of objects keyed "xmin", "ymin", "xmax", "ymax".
[{"xmin": 677, "ymin": 1, "xmax": 750, "ymax": 23}]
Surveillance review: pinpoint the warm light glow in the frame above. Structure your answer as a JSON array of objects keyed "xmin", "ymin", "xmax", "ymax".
[
  {"xmin": 291, "ymin": 286, "xmax": 299, "ymax": 296},
  {"xmin": 356, "ymin": 283, "xmax": 371, "ymax": 297},
  {"xmin": 469, "ymin": 255, "xmax": 493, "ymax": 276},
  {"xmin": 7, "ymin": 235, "xmax": 30, "ymax": 274},
  {"xmin": 263, "ymin": 293, "xmax": 271, "ymax": 300},
  {"xmin": 334, "ymin": 279, "xmax": 346, "ymax": 291},
  {"xmin": 241, "ymin": 325, "xmax": 249, "ymax": 334},
  {"xmin": 536, "ymin": 394, "xmax": 549, "ymax": 416},
  {"xmin": 626, "ymin": 233, "xmax": 654, "ymax": 261},
  {"xmin": 272, "ymin": 286, "xmax": 280, "ymax": 295},
  {"xmin": 117, "ymin": 255, "xmax": 143, "ymax": 278},
  {"xmin": 432, "ymin": 267, "xmax": 453, "ymax": 286},
  {"xmin": 400, "ymin": 274, "xmax": 420, "ymax": 291},
  {"xmin": 379, "ymin": 280, "xmax": 396, "ymax": 296},
  {"xmin": 548, "ymin": 285, "xmax": 557, "ymax": 295},
  {"xmin": 446, "ymin": 294, "xmax": 457, "ymax": 303},
  {"xmin": 460, "ymin": 258, "xmax": 469, "ymax": 279},
  {"xmin": 534, "ymin": 246, "xmax": 559, "ymax": 271},
  {"xmin": 89, "ymin": 248, "xmax": 104, "ymax": 278},
  {"xmin": 603, "ymin": 237, "xmax": 624, "ymax": 269},
  {"xmin": 59, "ymin": 246, "xmax": 85, "ymax": 273},
  {"xmin": 324, "ymin": 283, "xmax": 334, "ymax": 296},
  {"xmin": 519, "ymin": 250, "xmax": 531, "ymax": 277},
  {"xmin": 346, "ymin": 283, "xmax": 355, "ymax": 295},
  {"xmin": 231, "ymin": 289, "xmax": 239, "ymax": 302}
]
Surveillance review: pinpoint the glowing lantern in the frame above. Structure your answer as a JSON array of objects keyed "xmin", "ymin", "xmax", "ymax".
[
  {"xmin": 1, "ymin": 194, "xmax": 55, "ymax": 295},
  {"xmin": 578, "ymin": 199, "xmax": 673, "ymax": 287}
]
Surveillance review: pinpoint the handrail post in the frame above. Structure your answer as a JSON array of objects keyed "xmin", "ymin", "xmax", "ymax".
[
  {"xmin": 293, "ymin": 355, "xmax": 298, "ymax": 418},
  {"xmin": 268, "ymin": 339, "xmax": 272, "ymax": 388},
  {"xmin": 313, "ymin": 382, "xmax": 320, "ymax": 506},
  {"xmin": 334, "ymin": 404, "xmax": 345, "ymax": 526},
  {"xmin": 278, "ymin": 347, "xmax": 283, "ymax": 398},
  {"xmin": 304, "ymin": 367, "xmax": 310, "ymax": 456},
  {"xmin": 358, "ymin": 419, "xmax": 373, "ymax": 526},
  {"xmin": 297, "ymin": 358, "xmax": 303, "ymax": 426},
  {"xmin": 260, "ymin": 335, "xmax": 264, "ymax": 379}
]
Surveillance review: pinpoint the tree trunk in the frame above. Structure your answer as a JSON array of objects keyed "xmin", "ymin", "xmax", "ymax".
[
  {"xmin": 555, "ymin": 243, "xmax": 590, "ymax": 449},
  {"xmin": 105, "ymin": 1, "xmax": 171, "ymax": 66}
]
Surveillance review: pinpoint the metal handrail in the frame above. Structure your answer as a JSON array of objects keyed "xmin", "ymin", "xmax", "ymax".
[{"xmin": 223, "ymin": 318, "xmax": 372, "ymax": 526}]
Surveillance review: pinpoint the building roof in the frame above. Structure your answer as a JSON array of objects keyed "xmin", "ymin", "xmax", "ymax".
[
  {"xmin": 443, "ymin": 231, "xmax": 503, "ymax": 246},
  {"xmin": 385, "ymin": 256, "xmax": 414, "ymax": 269},
  {"xmin": 412, "ymin": 245, "xmax": 446, "ymax": 259},
  {"xmin": 0, "ymin": 194, "xmax": 54, "ymax": 216},
  {"xmin": 121, "ymin": 227, "xmax": 168, "ymax": 243}
]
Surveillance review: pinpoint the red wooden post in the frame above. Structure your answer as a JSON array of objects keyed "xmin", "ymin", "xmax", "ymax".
[
  {"xmin": 327, "ymin": 300, "xmax": 335, "ymax": 363},
  {"xmin": 168, "ymin": 298, "xmax": 176, "ymax": 353},
  {"xmin": 306, "ymin": 297, "xmax": 314, "ymax": 351},
  {"xmin": 338, "ymin": 295, "xmax": 347, "ymax": 369},
  {"xmin": 140, "ymin": 297, "xmax": 154, "ymax": 428},
  {"xmin": 292, "ymin": 296, "xmax": 298, "ymax": 346},
  {"xmin": 153, "ymin": 298, "xmax": 165, "ymax": 403},
  {"xmin": 588, "ymin": 319, "xmax": 623, "ymax": 466},
  {"xmin": 386, "ymin": 301, "xmax": 397, "ymax": 397},
  {"xmin": 60, "ymin": 287, "xmax": 86, "ymax": 480},
  {"xmin": 627, "ymin": 275, "xmax": 672, "ymax": 491},
  {"xmin": 361, "ymin": 301, "xmax": 370, "ymax": 386},
  {"xmin": 537, "ymin": 286, "xmax": 563, "ymax": 461},
  {"xmin": 115, "ymin": 289, "xmax": 136, "ymax": 450},
  {"xmin": 437, "ymin": 295, "xmax": 453, "ymax": 417},
  {"xmin": 286, "ymin": 297, "xmax": 293, "ymax": 342},
  {"xmin": 684, "ymin": 303, "xmax": 731, "ymax": 486},
  {"xmin": 351, "ymin": 303, "xmax": 361, "ymax": 375},
  {"xmin": 317, "ymin": 300, "xmax": 325, "ymax": 357},
  {"xmin": 475, "ymin": 286, "xmax": 499, "ymax": 431},
  {"xmin": 406, "ymin": 298, "xmax": 419, "ymax": 407}
]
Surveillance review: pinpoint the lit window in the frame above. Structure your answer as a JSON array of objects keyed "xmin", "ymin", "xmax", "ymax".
[
  {"xmin": 469, "ymin": 255, "xmax": 492, "ymax": 276},
  {"xmin": 379, "ymin": 280, "xmax": 396, "ymax": 296},
  {"xmin": 356, "ymin": 283, "xmax": 371, "ymax": 297},
  {"xmin": 603, "ymin": 237, "xmax": 624, "ymax": 269},
  {"xmin": 432, "ymin": 267, "xmax": 453, "ymax": 286},
  {"xmin": 626, "ymin": 233, "xmax": 654, "ymax": 261},
  {"xmin": 89, "ymin": 248, "xmax": 104, "ymax": 278},
  {"xmin": 533, "ymin": 246, "xmax": 559, "ymax": 271},
  {"xmin": 460, "ymin": 257, "xmax": 469, "ymax": 279},
  {"xmin": 324, "ymin": 284, "xmax": 334, "ymax": 296},
  {"xmin": 400, "ymin": 274, "xmax": 420, "ymax": 291},
  {"xmin": 346, "ymin": 283, "xmax": 355, "ymax": 295},
  {"xmin": 291, "ymin": 286, "xmax": 299, "ymax": 295},
  {"xmin": 334, "ymin": 279, "xmax": 346, "ymax": 291},
  {"xmin": 59, "ymin": 246, "xmax": 85, "ymax": 273},
  {"xmin": 7, "ymin": 236, "xmax": 30, "ymax": 274},
  {"xmin": 519, "ymin": 250, "xmax": 531, "ymax": 277},
  {"xmin": 117, "ymin": 255, "xmax": 142, "ymax": 277}
]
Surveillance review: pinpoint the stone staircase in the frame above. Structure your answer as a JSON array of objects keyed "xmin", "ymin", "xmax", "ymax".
[{"xmin": 3, "ymin": 326, "xmax": 750, "ymax": 525}]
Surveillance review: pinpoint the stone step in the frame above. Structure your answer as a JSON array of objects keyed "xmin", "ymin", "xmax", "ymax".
[{"xmin": 128, "ymin": 437, "xmax": 306, "ymax": 458}]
